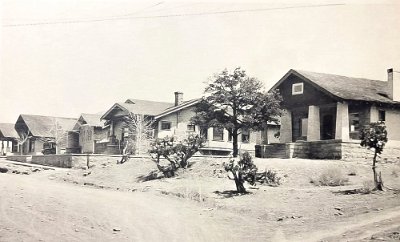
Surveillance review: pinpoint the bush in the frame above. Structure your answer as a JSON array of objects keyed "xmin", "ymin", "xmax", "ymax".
[
  {"xmin": 148, "ymin": 134, "xmax": 205, "ymax": 177},
  {"xmin": 310, "ymin": 168, "xmax": 349, "ymax": 186}
]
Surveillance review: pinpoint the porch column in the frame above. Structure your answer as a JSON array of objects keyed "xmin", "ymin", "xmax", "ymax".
[
  {"xmin": 335, "ymin": 101, "xmax": 350, "ymax": 141},
  {"xmin": 280, "ymin": 109, "xmax": 292, "ymax": 143},
  {"xmin": 370, "ymin": 105, "xmax": 379, "ymax": 122},
  {"xmin": 307, "ymin": 105, "xmax": 320, "ymax": 141}
]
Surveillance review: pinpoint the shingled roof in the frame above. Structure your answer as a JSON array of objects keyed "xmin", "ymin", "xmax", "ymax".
[
  {"xmin": 155, "ymin": 98, "xmax": 201, "ymax": 119},
  {"xmin": 272, "ymin": 69, "xmax": 398, "ymax": 105},
  {"xmin": 101, "ymin": 99, "xmax": 174, "ymax": 120},
  {"xmin": 16, "ymin": 114, "xmax": 77, "ymax": 138},
  {"xmin": 0, "ymin": 123, "xmax": 18, "ymax": 139}
]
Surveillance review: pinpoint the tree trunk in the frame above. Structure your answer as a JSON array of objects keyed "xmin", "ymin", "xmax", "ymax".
[
  {"xmin": 232, "ymin": 171, "xmax": 246, "ymax": 193},
  {"xmin": 372, "ymin": 151, "xmax": 384, "ymax": 191},
  {"xmin": 232, "ymin": 129, "xmax": 239, "ymax": 157}
]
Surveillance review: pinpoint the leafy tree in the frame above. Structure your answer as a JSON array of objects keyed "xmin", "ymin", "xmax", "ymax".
[
  {"xmin": 191, "ymin": 67, "xmax": 282, "ymax": 157},
  {"xmin": 148, "ymin": 134, "xmax": 205, "ymax": 177},
  {"xmin": 360, "ymin": 122, "xmax": 388, "ymax": 191}
]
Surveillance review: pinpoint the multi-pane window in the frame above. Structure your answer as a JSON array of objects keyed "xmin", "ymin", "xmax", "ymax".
[
  {"xmin": 213, "ymin": 127, "xmax": 224, "ymax": 141},
  {"xmin": 161, "ymin": 121, "xmax": 171, "ymax": 130}
]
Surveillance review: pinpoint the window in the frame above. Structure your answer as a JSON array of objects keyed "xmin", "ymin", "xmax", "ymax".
[
  {"xmin": 200, "ymin": 126, "xmax": 208, "ymax": 139},
  {"xmin": 213, "ymin": 127, "xmax": 224, "ymax": 141},
  {"xmin": 29, "ymin": 139, "xmax": 35, "ymax": 152},
  {"xmin": 161, "ymin": 121, "xmax": 171, "ymax": 130},
  {"xmin": 123, "ymin": 127, "xmax": 130, "ymax": 138},
  {"xmin": 292, "ymin": 83, "xmax": 304, "ymax": 95},
  {"xmin": 228, "ymin": 128, "xmax": 233, "ymax": 142},
  {"xmin": 187, "ymin": 124, "xmax": 195, "ymax": 132},
  {"xmin": 349, "ymin": 113, "xmax": 360, "ymax": 132},
  {"xmin": 241, "ymin": 128, "xmax": 250, "ymax": 143},
  {"xmin": 378, "ymin": 110, "xmax": 385, "ymax": 122}
]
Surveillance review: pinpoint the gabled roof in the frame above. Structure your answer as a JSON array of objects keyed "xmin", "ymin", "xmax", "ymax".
[
  {"xmin": 155, "ymin": 98, "xmax": 201, "ymax": 119},
  {"xmin": 271, "ymin": 69, "xmax": 398, "ymax": 105},
  {"xmin": 16, "ymin": 114, "xmax": 77, "ymax": 137},
  {"xmin": 80, "ymin": 113, "xmax": 104, "ymax": 127},
  {"xmin": 0, "ymin": 123, "xmax": 18, "ymax": 139},
  {"xmin": 101, "ymin": 99, "xmax": 174, "ymax": 120},
  {"xmin": 73, "ymin": 113, "xmax": 105, "ymax": 130}
]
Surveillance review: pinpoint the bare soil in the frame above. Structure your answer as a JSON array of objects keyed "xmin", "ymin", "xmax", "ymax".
[{"xmin": 1, "ymin": 156, "xmax": 399, "ymax": 241}]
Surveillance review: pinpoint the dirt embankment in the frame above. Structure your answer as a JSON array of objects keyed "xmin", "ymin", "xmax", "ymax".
[{"xmin": 1, "ymin": 156, "xmax": 400, "ymax": 241}]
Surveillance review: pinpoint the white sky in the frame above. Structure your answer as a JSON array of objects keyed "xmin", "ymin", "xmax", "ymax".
[{"xmin": 1, "ymin": 0, "xmax": 400, "ymax": 123}]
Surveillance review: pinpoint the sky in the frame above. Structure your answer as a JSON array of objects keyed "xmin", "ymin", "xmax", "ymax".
[{"xmin": 1, "ymin": 0, "xmax": 400, "ymax": 123}]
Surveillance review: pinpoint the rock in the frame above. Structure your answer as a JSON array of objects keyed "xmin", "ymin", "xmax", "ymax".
[
  {"xmin": 0, "ymin": 167, "xmax": 9, "ymax": 173},
  {"xmin": 334, "ymin": 207, "xmax": 342, "ymax": 211},
  {"xmin": 83, "ymin": 171, "xmax": 91, "ymax": 176},
  {"xmin": 113, "ymin": 228, "xmax": 121, "ymax": 232},
  {"xmin": 75, "ymin": 228, "xmax": 79, "ymax": 232},
  {"xmin": 277, "ymin": 217, "xmax": 284, "ymax": 221},
  {"xmin": 31, "ymin": 168, "xmax": 41, "ymax": 172}
]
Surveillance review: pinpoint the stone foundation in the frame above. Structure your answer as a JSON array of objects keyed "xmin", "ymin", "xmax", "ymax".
[{"xmin": 262, "ymin": 140, "xmax": 400, "ymax": 163}]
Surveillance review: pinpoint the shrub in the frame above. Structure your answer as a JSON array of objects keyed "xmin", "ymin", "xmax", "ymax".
[
  {"xmin": 310, "ymin": 168, "xmax": 349, "ymax": 186},
  {"xmin": 148, "ymin": 134, "xmax": 205, "ymax": 177}
]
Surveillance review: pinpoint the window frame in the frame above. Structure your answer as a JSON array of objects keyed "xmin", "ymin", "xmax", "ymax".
[
  {"xmin": 378, "ymin": 110, "xmax": 386, "ymax": 122},
  {"xmin": 160, "ymin": 121, "xmax": 171, "ymax": 131},
  {"xmin": 292, "ymin": 82, "xmax": 304, "ymax": 95},
  {"xmin": 212, "ymin": 127, "xmax": 224, "ymax": 141}
]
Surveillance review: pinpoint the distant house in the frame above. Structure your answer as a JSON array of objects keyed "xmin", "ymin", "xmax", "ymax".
[
  {"xmin": 15, "ymin": 114, "xmax": 77, "ymax": 155},
  {"xmin": 0, "ymin": 123, "xmax": 19, "ymax": 155},
  {"xmin": 100, "ymin": 99, "xmax": 173, "ymax": 154},
  {"xmin": 266, "ymin": 68, "xmax": 400, "ymax": 160},
  {"xmin": 72, "ymin": 113, "xmax": 108, "ymax": 154}
]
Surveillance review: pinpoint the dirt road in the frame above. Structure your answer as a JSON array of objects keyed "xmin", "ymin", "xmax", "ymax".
[{"xmin": 0, "ymin": 173, "xmax": 241, "ymax": 242}]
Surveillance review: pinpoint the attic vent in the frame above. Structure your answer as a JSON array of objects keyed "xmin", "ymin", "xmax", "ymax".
[{"xmin": 377, "ymin": 92, "xmax": 389, "ymax": 98}]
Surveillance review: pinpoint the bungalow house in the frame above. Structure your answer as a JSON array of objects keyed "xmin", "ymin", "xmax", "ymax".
[
  {"xmin": 154, "ymin": 92, "xmax": 279, "ymax": 155},
  {"xmin": 100, "ymin": 99, "xmax": 173, "ymax": 154},
  {"xmin": 15, "ymin": 114, "xmax": 77, "ymax": 155},
  {"xmin": 71, "ymin": 113, "xmax": 109, "ymax": 154},
  {"xmin": 265, "ymin": 68, "xmax": 400, "ymax": 161},
  {"xmin": 99, "ymin": 92, "xmax": 279, "ymax": 155},
  {"xmin": 0, "ymin": 123, "xmax": 19, "ymax": 155}
]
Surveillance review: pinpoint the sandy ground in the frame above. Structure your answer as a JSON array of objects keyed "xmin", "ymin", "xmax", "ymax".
[{"xmin": 1, "ymin": 156, "xmax": 400, "ymax": 241}]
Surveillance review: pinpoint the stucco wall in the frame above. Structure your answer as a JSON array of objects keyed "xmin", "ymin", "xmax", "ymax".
[
  {"xmin": 157, "ymin": 107, "xmax": 195, "ymax": 139},
  {"xmin": 385, "ymin": 108, "xmax": 400, "ymax": 141},
  {"xmin": 80, "ymin": 125, "xmax": 95, "ymax": 153}
]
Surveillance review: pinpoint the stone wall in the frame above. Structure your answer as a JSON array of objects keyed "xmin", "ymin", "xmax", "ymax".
[
  {"xmin": 262, "ymin": 139, "xmax": 400, "ymax": 163},
  {"xmin": 6, "ymin": 155, "xmax": 74, "ymax": 168}
]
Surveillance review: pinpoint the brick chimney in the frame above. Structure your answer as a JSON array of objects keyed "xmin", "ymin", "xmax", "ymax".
[
  {"xmin": 388, "ymin": 68, "xmax": 400, "ymax": 102},
  {"xmin": 174, "ymin": 91, "xmax": 183, "ymax": 106}
]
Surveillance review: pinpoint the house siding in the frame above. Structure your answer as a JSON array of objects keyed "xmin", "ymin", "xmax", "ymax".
[{"xmin": 386, "ymin": 108, "xmax": 400, "ymax": 141}]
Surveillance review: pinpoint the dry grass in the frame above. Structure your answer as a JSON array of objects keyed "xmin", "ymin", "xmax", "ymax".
[{"xmin": 310, "ymin": 168, "xmax": 349, "ymax": 186}]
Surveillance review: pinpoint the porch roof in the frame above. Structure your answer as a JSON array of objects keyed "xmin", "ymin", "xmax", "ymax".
[
  {"xmin": 272, "ymin": 69, "xmax": 399, "ymax": 105},
  {"xmin": 0, "ymin": 123, "xmax": 18, "ymax": 139}
]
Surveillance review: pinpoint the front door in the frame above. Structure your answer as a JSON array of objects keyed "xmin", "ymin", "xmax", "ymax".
[{"xmin": 321, "ymin": 114, "xmax": 335, "ymax": 140}]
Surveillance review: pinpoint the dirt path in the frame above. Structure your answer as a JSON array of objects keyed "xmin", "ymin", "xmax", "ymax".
[
  {"xmin": 0, "ymin": 173, "xmax": 245, "ymax": 242},
  {"xmin": 301, "ymin": 206, "xmax": 400, "ymax": 241}
]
